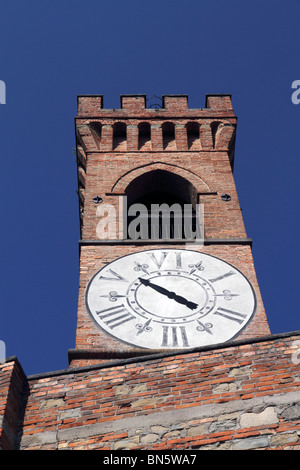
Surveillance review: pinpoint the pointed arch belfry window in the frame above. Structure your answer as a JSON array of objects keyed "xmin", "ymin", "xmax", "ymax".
[{"xmin": 125, "ymin": 170, "xmax": 200, "ymax": 240}]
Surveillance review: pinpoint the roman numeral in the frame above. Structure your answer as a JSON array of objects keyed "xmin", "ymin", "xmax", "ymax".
[
  {"xmin": 99, "ymin": 269, "xmax": 128, "ymax": 282},
  {"xmin": 209, "ymin": 270, "xmax": 236, "ymax": 283},
  {"xmin": 96, "ymin": 304, "xmax": 135, "ymax": 329},
  {"xmin": 147, "ymin": 251, "xmax": 168, "ymax": 269},
  {"xmin": 213, "ymin": 307, "xmax": 246, "ymax": 324},
  {"xmin": 161, "ymin": 326, "xmax": 189, "ymax": 347}
]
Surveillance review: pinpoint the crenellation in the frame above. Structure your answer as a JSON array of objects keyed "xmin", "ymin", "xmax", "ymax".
[
  {"xmin": 162, "ymin": 95, "xmax": 189, "ymax": 111},
  {"xmin": 205, "ymin": 94, "xmax": 233, "ymax": 111},
  {"xmin": 77, "ymin": 95, "xmax": 103, "ymax": 116},
  {"xmin": 77, "ymin": 94, "xmax": 235, "ymax": 118},
  {"xmin": 75, "ymin": 93, "xmax": 236, "ymax": 157},
  {"xmin": 121, "ymin": 95, "xmax": 146, "ymax": 110}
]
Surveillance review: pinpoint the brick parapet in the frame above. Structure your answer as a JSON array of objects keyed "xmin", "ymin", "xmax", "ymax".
[
  {"xmin": 14, "ymin": 331, "xmax": 300, "ymax": 450},
  {"xmin": 77, "ymin": 94, "xmax": 235, "ymax": 118},
  {"xmin": 0, "ymin": 358, "xmax": 28, "ymax": 450}
]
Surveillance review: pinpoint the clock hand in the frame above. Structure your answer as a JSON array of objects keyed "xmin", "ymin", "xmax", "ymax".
[
  {"xmin": 139, "ymin": 277, "xmax": 173, "ymax": 296},
  {"xmin": 173, "ymin": 293, "xmax": 198, "ymax": 310},
  {"xmin": 138, "ymin": 278, "xmax": 198, "ymax": 310}
]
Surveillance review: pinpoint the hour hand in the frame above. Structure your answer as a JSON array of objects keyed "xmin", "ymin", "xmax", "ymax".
[
  {"xmin": 172, "ymin": 293, "xmax": 198, "ymax": 310},
  {"xmin": 138, "ymin": 278, "xmax": 198, "ymax": 310},
  {"xmin": 139, "ymin": 277, "xmax": 170, "ymax": 296}
]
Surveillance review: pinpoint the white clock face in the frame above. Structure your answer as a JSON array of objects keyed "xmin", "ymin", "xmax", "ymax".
[{"xmin": 86, "ymin": 249, "xmax": 256, "ymax": 350}]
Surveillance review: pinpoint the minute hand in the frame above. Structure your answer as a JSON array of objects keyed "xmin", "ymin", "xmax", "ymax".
[{"xmin": 138, "ymin": 278, "xmax": 198, "ymax": 310}]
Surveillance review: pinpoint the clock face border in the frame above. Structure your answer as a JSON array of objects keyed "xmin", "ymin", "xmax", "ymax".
[{"xmin": 85, "ymin": 248, "xmax": 257, "ymax": 350}]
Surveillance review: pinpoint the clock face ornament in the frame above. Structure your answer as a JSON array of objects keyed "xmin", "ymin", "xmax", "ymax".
[{"xmin": 86, "ymin": 249, "xmax": 256, "ymax": 349}]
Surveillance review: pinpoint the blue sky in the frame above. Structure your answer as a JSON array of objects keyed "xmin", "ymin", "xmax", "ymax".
[{"xmin": 0, "ymin": 0, "xmax": 299, "ymax": 376}]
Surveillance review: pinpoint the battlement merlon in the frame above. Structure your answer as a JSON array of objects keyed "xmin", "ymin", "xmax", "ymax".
[{"xmin": 76, "ymin": 94, "xmax": 236, "ymax": 118}]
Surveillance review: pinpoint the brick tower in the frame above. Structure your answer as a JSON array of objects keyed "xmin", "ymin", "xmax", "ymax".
[
  {"xmin": 69, "ymin": 93, "xmax": 270, "ymax": 367},
  {"xmin": 1, "ymin": 94, "xmax": 300, "ymax": 451}
]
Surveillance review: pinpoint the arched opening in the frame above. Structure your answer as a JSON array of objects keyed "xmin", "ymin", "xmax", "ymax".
[
  {"xmin": 162, "ymin": 122, "xmax": 176, "ymax": 150},
  {"xmin": 125, "ymin": 170, "xmax": 199, "ymax": 240},
  {"xmin": 210, "ymin": 121, "xmax": 222, "ymax": 149},
  {"xmin": 186, "ymin": 122, "xmax": 200, "ymax": 150},
  {"xmin": 89, "ymin": 122, "xmax": 102, "ymax": 149},
  {"xmin": 113, "ymin": 122, "xmax": 127, "ymax": 150},
  {"xmin": 138, "ymin": 122, "xmax": 151, "ymax": 150}
]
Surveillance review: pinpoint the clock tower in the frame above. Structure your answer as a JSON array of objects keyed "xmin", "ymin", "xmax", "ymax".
[
  {"xmin": 69, "ymin": 93, "xmax": 270, "ymax": 367},
  {"xmin": 2, "ymin": 92, "xmax": 299, "ymax": 451}
]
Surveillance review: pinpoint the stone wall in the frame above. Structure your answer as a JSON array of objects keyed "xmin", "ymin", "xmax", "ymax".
[{"xmin": 1, "ymin": 331, "xmax": 298, "ymax": 450}]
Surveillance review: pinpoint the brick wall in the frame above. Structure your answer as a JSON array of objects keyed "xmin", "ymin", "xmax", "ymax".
[
  {"xmin": 7, "ymin": 331, "xmax": 298, "ymax": 450},
  {"xmin": 75, "ymin": 94, "xmax": 241, "ymax": 242},
  {"xmin": 0, "ymin": 358, "xmax": 27, "ymax": 450}
]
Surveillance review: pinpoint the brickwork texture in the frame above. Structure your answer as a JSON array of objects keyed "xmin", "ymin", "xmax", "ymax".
[{"xmin": 1, "ymin": 332, "xmax": 300, "ymax": 450}]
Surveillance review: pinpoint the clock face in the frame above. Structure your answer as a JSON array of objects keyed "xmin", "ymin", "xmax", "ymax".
[{"xmin": 86, "ymin": 249, "xmax": 256, "ymax": 350}]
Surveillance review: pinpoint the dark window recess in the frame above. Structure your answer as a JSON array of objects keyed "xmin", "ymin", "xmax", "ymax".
[
  {"xmin": 138, "ymin": 122, "xmax": 151, "ymax": 150},
  {"xmin": 186, "ymin": 122, "xmax": 200, "ymax": 149},
  {"xmin": 127, "ymin": 191, "xmax": 198, "ymax": 240},
  {"xmin": 113, "ymin": 122, "xmax": 127, "ymax": 150},
  {"xmin": 125, "ymin": 169, "xmax": 199, "ymax": 240},
  {"xmin": 162, "ymin": 122, "xmax": 176, "ymax": 150}
]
